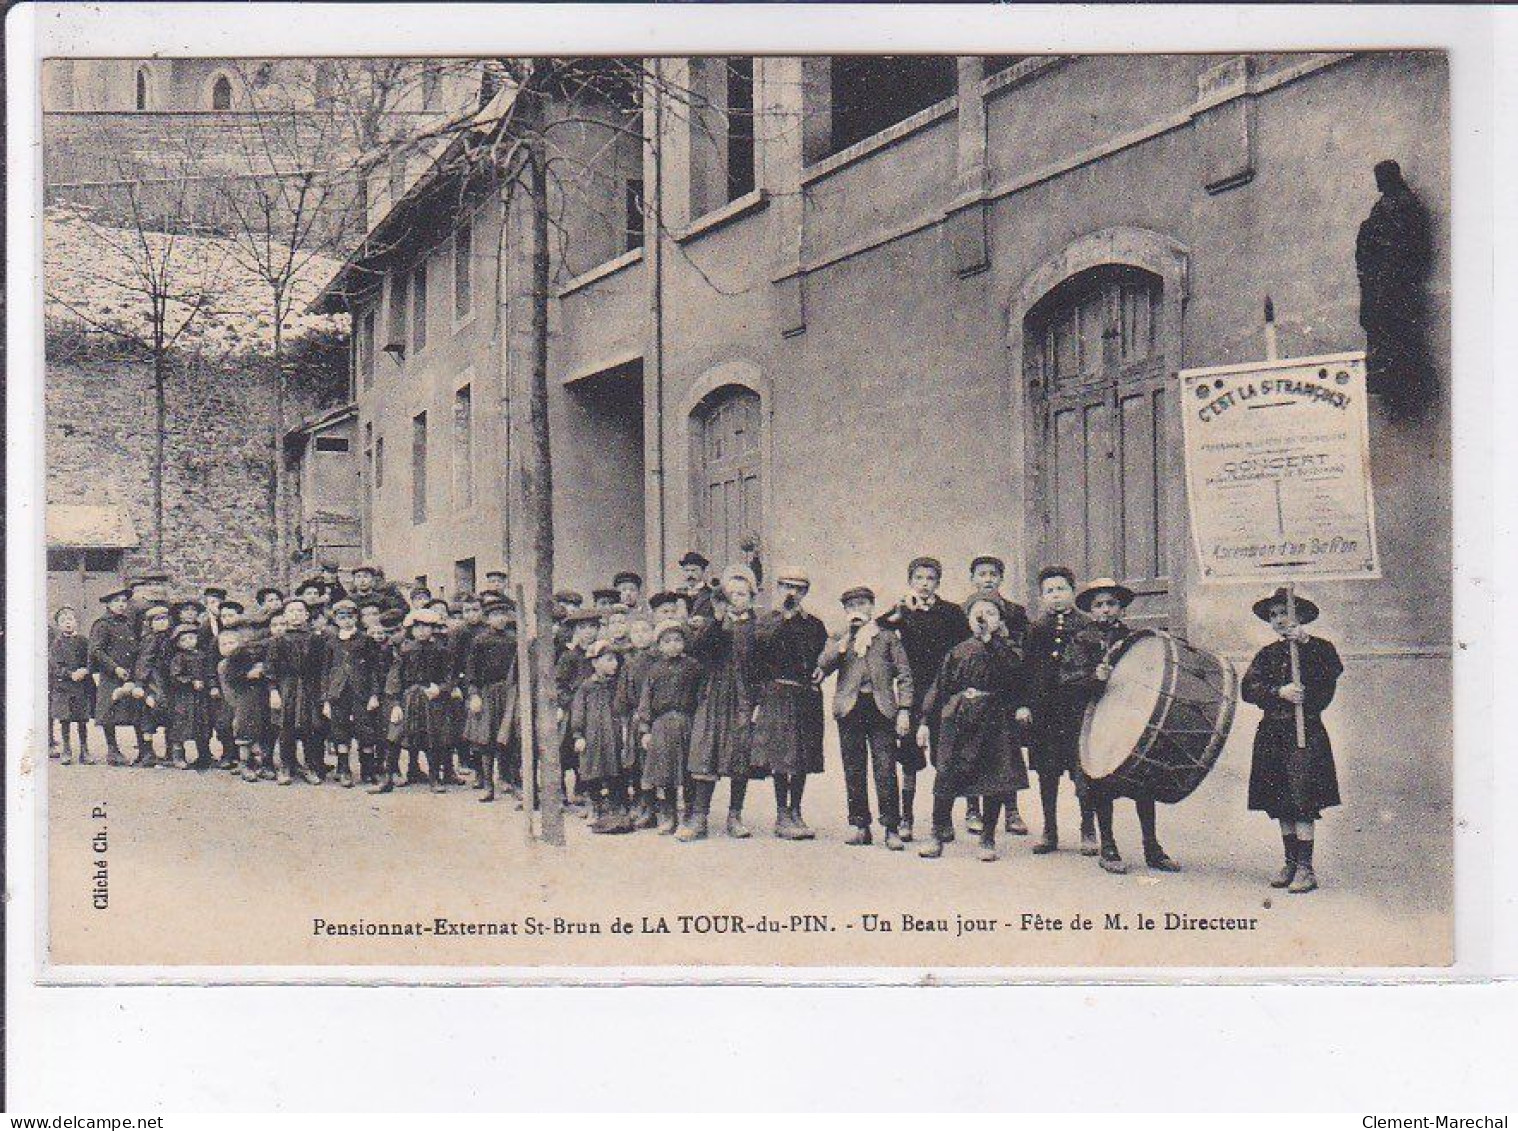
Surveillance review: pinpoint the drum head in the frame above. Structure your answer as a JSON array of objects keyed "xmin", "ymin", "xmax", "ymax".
[{"xmin": 1081, "ymin": 632, "xmax": 1169, "ymax": 779}]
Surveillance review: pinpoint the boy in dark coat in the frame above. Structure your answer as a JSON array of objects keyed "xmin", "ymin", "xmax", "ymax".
[
  {"xmin": 680, "ymin": 564, "xmax": 763, "ymax": 842},
  {"xmin": 219, "ymin": 624, "xmax": 273, "ymax": 782},
  {"xmin": 90, "ymin": 587, "xmax": 143, "ymax": 766},
  {"xmin": 167, "ymin": 624, "xmax": 216, "ymax": 769},
  {"xmin": 322, "ymin": 599, "xmax": 383, "ymax": 787},
  {"xmin": 616, "ymin": 616, "xmax": 660, "ymax": 826},
  {"xmin": 961, "ymin": 554, "xmax": 1032, "ymax": 837},
  {"xmin": 1241, "ymin": 587, "xmax": 1344, "ymax": 894},
  {"xmin": 817, "ymin": 586, "xmax": 915, "ymax": 851},
  {"xmin": 384, "ymin": 608, "xmax": 456, "ymax": 793},
  {"xmin": 132, "ymin": 604, "xmax": 173, "ymax": 767},
  {"xmin": 752, "ymin": 566, "xmax": 829, "ymax": 840},
  {"xmin": 917, "ymin": 595, "xmax": 1028, "ymax": 861},
  {"xmin": 1026, "ymin": 566, "xmax": 1098, "ymax": 856},
  {"xmin": 572, "ymin": 640, "xmax": 631, "ymax": 833},
  {"xmin": 463, "ymin": 597, "xmax": 519, "ymax": 803},
  {"xmin": 878, "ymin": 555, "xmax": 970, "ymax": 842},
  {"xmin": 636, "ymin": 620, "xmax": 704, "ymax": 834},
  {"xmin": 268, "ymin": 597, "xmax": 329, "ymax": 785},
  {"xmin": 1061, "ymin": 578, "xmax": 1180, "ymax": 875},
  {"xmin": 50, "ymin": 606, "xmax": 93, "ymax": 764}
]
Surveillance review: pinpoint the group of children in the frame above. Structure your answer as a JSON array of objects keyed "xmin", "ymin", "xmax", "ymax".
[{"xmin": 50, "ymin": 551, "xmax": 1345, "ymax": 894}]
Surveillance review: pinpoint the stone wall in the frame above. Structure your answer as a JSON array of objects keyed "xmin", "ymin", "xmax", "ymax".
[{"xmin": 46, "ymin": 344, "xmax": 338, "ymax": 596}]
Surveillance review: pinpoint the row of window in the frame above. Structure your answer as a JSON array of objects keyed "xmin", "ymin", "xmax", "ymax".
[
  {"xmin": 356, "ymin": 219, "xmax": 474, "ymax": 393},
  {"xmin": 134, "ymin": 66, "xmax": 268, "ymax": 111},
  {"xmin": 360, "ymin": 383, "xmax": 475, "ymax": 553}
]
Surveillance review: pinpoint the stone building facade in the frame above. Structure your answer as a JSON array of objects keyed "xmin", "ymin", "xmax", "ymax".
[{"xmin": 320, "ymin": 53, "xmax": 1451, "ymax": 802}]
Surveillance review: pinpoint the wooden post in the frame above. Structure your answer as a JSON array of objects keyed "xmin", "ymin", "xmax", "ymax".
[
  {"xmin": 1264, "ymin": 295, "xmax": 1279, "ymax": 362},
  {"xmin": 1285, "ymin": 582, "xmax": 1307, "ymax": 749}
]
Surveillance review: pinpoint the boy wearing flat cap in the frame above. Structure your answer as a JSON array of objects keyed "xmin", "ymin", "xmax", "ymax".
[
  {"xmin": 752, "ymin": 565, "xmax": 829, "ymax": 839},
  {"xmin": 880, "ymin": 555, "xmax": 971, "ymax": 842},
  {"xmin": 816, "ymin": 586, "xmax": 915, "ymax": 850},
  {"xmin": 1241, "ymin": 588, "xmax": 1344, "ymax": 894},
  {"xmin": 383, "ymin": 608, "xmax": 457, "ymax": 793},
  {"xmin": 1061, "ymin": 578, "xmax": 1180, "ymax": 875},
  {"xmin": 89, "ymin": 587, "xmax": 142, "ymax": 765},
  {"xmin": 637, "ymin": 620, "xmax": 705, "ymax": 834},
  {"xmin": 132, "ymin": 604, "xmax": 173, "ymax": 767},
  {"xmin": 1026, "ymin": 566, "xmax": 1098, "ymax": 856},
  {"xmin": 463, "ymin": 596, "xmax": 519, "ymax": 802},
  {"xmin": 322, "ymin": 599, "xmax": 384, "ymax": 788},
  {"xmin": 268, "ymin": 598, "xmax": 329, "ymax": 785},
  {"xmin": 167, "ymin": 623, "xmax": 216, "ymax": 769}
]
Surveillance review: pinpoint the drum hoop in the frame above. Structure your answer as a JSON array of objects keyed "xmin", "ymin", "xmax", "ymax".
[
  {"xmin": 1078, "ymin": 627, "xmax": 1173, "ymax": 777},
  {"xmin": 1200, "ymin": 653, "xmax": 1240, "ymax": 765}
]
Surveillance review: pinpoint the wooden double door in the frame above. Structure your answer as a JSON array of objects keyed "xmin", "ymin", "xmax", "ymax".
[
  {"xmin": 1026, "ymin": 266, "xmax": 1175, "ymax": 627},
  {"xmin": 692, "ymin": 386, "xmax": 762, "ymax": 575}
]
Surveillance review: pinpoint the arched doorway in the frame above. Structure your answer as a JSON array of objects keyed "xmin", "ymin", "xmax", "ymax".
[
  {"xmin": 1024, "ymin": 264, "xmax": 1174, "ymax": 625},
  {"xmin": 690, "ymin": 384, "xmax": 762, "ymax": 572}
]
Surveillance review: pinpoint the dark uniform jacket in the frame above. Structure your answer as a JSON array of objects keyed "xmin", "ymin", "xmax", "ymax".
[
  {"xmin": 635, "ymin": 654, "xmax": 704, "ymax": 726},
  {"xmin": 464, "ymin": 627, "xmax": 517, "ymax": 691},
  {"xmin": 268, "ymin": 626, "xmax": 329, "ymax": 733},
  {"xmin": 879, "ymin": 597, "xmax": 970, "ymax": 716},
  {"xmin": 1058, "ymin": 618, "xmax": 1132, "ymax": 709},
  {"xmin": 961, "ymin": 590, "xmax": 1031, "ymax": 648},
  {"xmin": 324, "ymin": 631, "xmax": 385, "ymax": 705},
  {"xmin": 50, "ymin": 633, "xmax": 92, "ymax": 720}
]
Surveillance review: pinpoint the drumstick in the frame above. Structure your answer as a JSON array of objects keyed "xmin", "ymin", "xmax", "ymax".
[{"xmin": 1286, "ymin": 583, "xmax": 1307, "ymax": 750}]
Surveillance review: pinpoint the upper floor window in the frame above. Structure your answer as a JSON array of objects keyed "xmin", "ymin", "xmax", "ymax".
[
  {"xmin": 387, "ymin": 273, "xmax": 408, "ymax": 352},
  {"xmin": 453, "ymin": 221, "xmax": 473, "ymax": 321},
  {"xmin": 411, "ymin": 262, "xmax": 428, "ymax": 354},
  {"xmin": 210, "ymin": 75, "xmax": 233, "ymax": 110},
  {"xmin": 135, "ymin": 68, "xmax": 151, "ymax": 111},
  {"xmin": 688, "ymin": 57, "xmax": 757, "ymax": 218},
  {"xmin": 357, "ymin": 309, "xmax": 375, "ymax": 390},
  {"xmin": 411, "ymin": 412, "xmax": 428, "ymax": 525},
  {"xmin": 825, "ymin": 56, "xmax": 956, "ymax": 156}
]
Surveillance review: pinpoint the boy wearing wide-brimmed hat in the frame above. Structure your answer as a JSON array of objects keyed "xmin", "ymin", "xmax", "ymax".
[
  {"xmin": 1241, "ymin": 587, "xmax": 1344, "ymax": 894},
  {"xmin": 1061, "ymin": 578, "xmax": 1180, "ymax": 875}
]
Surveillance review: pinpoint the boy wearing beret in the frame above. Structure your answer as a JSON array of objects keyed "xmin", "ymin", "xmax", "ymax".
[
  {"xmin": 817, "ymin": 586, "xmax": 915, "ymax": 850},
  {"xmin": 1241, "ymin": 588, "xmax": 1344, "ymax": 894}
]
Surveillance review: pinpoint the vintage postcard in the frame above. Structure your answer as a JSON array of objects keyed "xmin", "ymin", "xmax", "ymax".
[{"xmin": 32, "ymin": 41, "xmax": 1460, "ymax": 977}]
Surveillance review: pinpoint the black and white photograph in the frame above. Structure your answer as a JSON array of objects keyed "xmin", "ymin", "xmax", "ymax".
[{"xmin": 17, "ymin": 15, "xmax": 1478, "ymax": 978}]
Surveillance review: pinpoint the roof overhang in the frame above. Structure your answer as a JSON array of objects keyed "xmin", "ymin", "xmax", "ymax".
[{"xmin": 46, "ymin": 504, "xmax": 139, "ymax": 550}]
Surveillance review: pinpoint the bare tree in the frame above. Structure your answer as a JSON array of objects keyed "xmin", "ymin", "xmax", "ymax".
[{"xmin": 43, "ymin": 129, "xmax": 231, "ymax": 567}]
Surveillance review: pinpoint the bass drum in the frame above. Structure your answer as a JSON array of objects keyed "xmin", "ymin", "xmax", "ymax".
[{"xmin": 1079, "ymin": 629, "xmax": 1238, "ymax": 803}]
